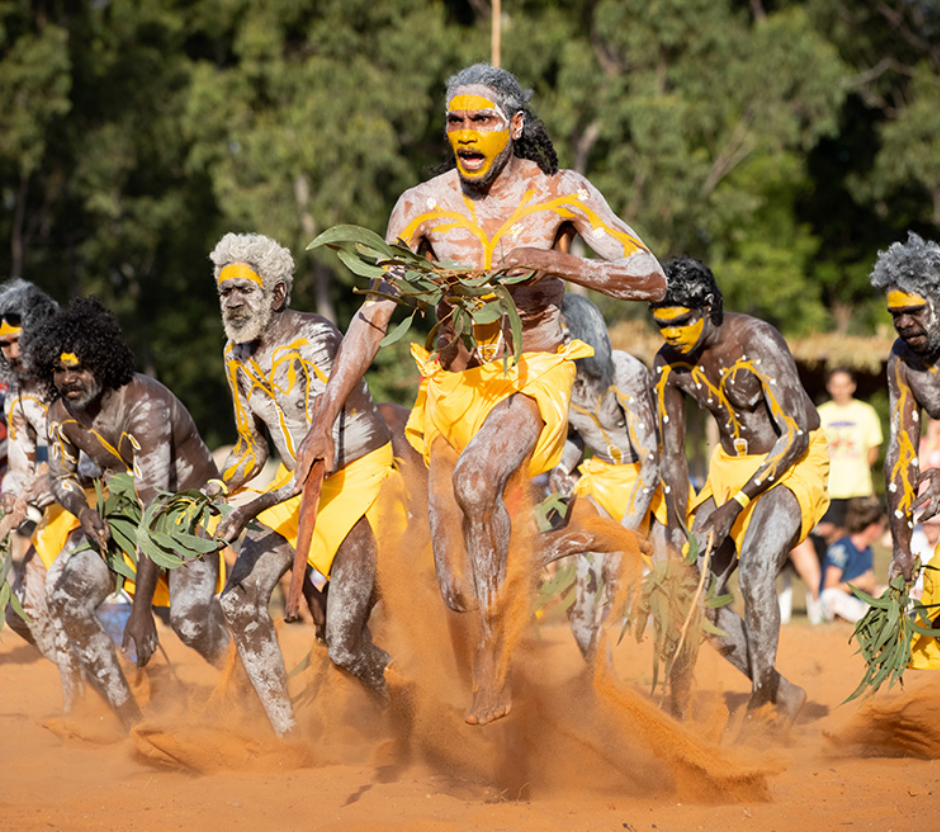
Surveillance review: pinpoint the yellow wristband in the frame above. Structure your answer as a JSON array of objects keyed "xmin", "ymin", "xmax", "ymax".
[
  {"xmin": 732, "ymin": 491, "xmax": 750, "ymax": 509},
  {"xmin": 207, "ymin": 478, "xmax": 230, "ymax": 497}
]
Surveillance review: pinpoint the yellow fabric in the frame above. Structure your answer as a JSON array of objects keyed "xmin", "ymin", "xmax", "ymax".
[
  {"xmin": 255, "ymin": 442, "xmax": 398, "ymax": 578},
  {"xmin": 573, "ymin": 457, "xmax": 668, "ymax": 536},
  {"xmin": 689, "ymin": 428, "xmax": 831, "ymax": 554},
  {"xmin": 32, "ymin": 492, "xmax": 228, "ymax": 607},
  {"xmin": 405, "ymin": 339, "xmax": 594, "ymax": 478},
  {"xmin": 910, "ymin": 543, "xmax": 940, "ymax": 670}
]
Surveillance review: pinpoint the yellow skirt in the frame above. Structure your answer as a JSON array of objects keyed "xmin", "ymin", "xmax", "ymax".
[
  {"xmin": 573, "ymin": 457, "xmax": 667, "ymax": 536},
  {"xmin": 405, "ymin": 340, "xmax": 594, "ymax": 478},
  {"xmin": 689, "ymin": 428, "xmax": 830, "ymax": 553},
  {"xmin": 910, "ymin": 544, "xmax": 940, "ymax": 670},
  {"xmin": 255, "ymin": 442, "xmax": 398, "ymax": 578}
]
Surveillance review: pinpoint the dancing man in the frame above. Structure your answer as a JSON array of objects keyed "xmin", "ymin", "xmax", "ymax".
[
  {"xmin": 30, "ymin": 298, "xmax": 229, "ymax": 728},
  {"xmin": 871, "ymin": 233, "xmax": 940, "ymax": 668},
  {"xmin": 295, "ymin": 64, "xmax": 665, "ymax": 724},
  {"xmin": 550, "ymin": 294, "xmax": 665, "ymax": 658},
  {"xmin": 0, "ymin": 279, "xmax": 60, "ymax": 650},
  {"xmin": 653, "ymin": 257, "xmax": 829, "ymax": 722},
  {"xmin": 209, "ymin": 233, "xmax": 397, "ymax": 737}
]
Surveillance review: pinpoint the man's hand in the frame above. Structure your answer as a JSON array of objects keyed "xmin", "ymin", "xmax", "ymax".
[
  {"xmin": 26, "ymin": 471, "xmax": 55, "ymax": 508},
  {"xmin": 1, "ymin": 492, "xmax": 16, "ymax": 514},
  {"xmin": 548, "ymin": 466, "xmax": 576, "ymax": 499},
  {"xmin": 123, "ymin": 607, "xmax": 159, "ymax": 668},
  {"xmin": 889, "ymin": 544, "xmax": 915, "ymax": 583},
  {"xmin": 913, "ymin": 468, "xmax": 940, "ymax": 522},
  {"xmin": 216, "ymin": 505, "xmax": 251, "ymax": 545},
  {"xmin": 697, "ymin": 500, "xmax": 742, "ymax": 550},
  {"xmin": 79, "ymin": 506, "xmax": 110, "ymax": 550},
  {"xmin": 294, "ymin": 424, "xmax": 335, "ymax": 494}
]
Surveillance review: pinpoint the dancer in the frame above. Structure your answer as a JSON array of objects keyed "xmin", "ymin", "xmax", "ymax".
[
  {"xmin": 295, "ymin": 64, "xmax": 665, "ymax": 724},
  {"xmin": 550, "ymin": 294, "xmax": 665, "ymax": 658},
  {"xmin": 30, "ymin": 298, "xmax": 229, "ymax": 727},
  {"xmin": 653, "ymin": 256, "xmax": 829, "ymax": 722},
  {"xmin": 871, "ymin": 233, "xmax": 940, "ymax": 668},
  {"xmin": 209, "ymin": 232, "xmax": 396, "ymax": 737},
  {"xmin": 0, "ymin": 279, "xmax": 60, "ymax": 650}
]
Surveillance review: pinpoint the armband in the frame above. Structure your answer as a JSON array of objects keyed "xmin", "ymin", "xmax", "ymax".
[
  {"xmin": 732, "ymin": 491, "xmax": 751, "ymax": 509},
  {"xmin": 206, "ymin": 478, "xmax": 230, "ymax": 497}
]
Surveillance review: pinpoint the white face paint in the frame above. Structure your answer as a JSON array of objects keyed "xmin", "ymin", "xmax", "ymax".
[{"xmin": 219, "ymin": 277, "xmax": 275, "ymax": 344}]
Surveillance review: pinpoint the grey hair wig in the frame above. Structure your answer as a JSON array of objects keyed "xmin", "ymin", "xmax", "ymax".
[
  {"xmin": 561, "ymin": 293, "xmax": 615, "ymax": 386},
  {"xmin": 0, "ymin": 278, "xmax": 58, "ymax": 385},
  {"xmin": 871, "ymin": 232, "xmax": 940, "ymax": 297},
  {"xmin": 209, "ymin": 233, "xmax": 295, "ymax": 303}
]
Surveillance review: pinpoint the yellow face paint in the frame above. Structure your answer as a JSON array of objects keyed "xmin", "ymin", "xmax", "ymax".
[
  {"xmin": 219, "ymin": 263, "xmax": 264, "ymax": 287},
  {"xmin": 447, "ymin": 94, "xmax": 510, "ymax": 181},
  {"xmin": 0, "ymin": 320, "xmax": 22, "ymax": 338},
  {"xmin": 59, "ymin": 352, "xmax": 79, "ymax": 367},
  {"xmin": 658, "ymin": 318, "xmax": 705, "ymax": 354},
  {"xmin": 887, "ymin": 289, "xmax": 928, "ymax": 312},
  {"xmin": 651, "ymin": 306, "xmax": 693, "ymax": 322}
]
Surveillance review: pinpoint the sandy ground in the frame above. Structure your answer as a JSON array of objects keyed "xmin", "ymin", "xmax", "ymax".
[{"xmin": 3, "ymin": 569, "xmax": 940, "ymax": 832}]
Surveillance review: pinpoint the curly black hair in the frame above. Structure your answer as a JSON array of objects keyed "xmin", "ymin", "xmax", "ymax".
[
  {"xmin": 0, "ymin": 278, "xmax": 59, "ymax": 385},
  {"xmin": 27, "ymin": 296, "xmax": 136, "ymax": 401},
  {"xmin": 653, "ymin": 256, "xmax": 724, "ymax": 326},
  {"xmin": 437, "ymin": 63, "xmax": 560, "ymax": 176}
]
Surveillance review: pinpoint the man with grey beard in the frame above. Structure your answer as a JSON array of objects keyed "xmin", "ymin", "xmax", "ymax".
[
  {"xmin": 208, "ymin": 232, "xmax": 397, "ymax": 738},
  {"xmin": 30, "ymin": 297, "xmax": 229, "ymax": 728},
  {"xmin": 0, "ymin": 279, "xmax": 60, "ymax": 651}
]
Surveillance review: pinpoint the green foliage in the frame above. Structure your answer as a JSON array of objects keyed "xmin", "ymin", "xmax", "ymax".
[
  {"xmin": 0, "ymin": 509, "xmax": 29, "ymax": 632},
  {"xmin": 845, "ymin": 565, "xmax": 940, "ymax": 703},
  {"xmin": 78, "ymin": 473, "xmax": 229, "ymax": 591}
]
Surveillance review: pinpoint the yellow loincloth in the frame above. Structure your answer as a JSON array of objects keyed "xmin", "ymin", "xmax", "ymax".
[
  {"xmin": 31, "ymin": 493, "xmax": 232, "ymax": 606},
  {"xmin": 405, "ymin": 339, "xmax": 594, "ymax": 478},
  {"xmin": 255, "ymin": 441, "xmax": 398, "ymax": 578},
  {"xmin": 689, "ymin": 428, "xmax": 830, "ymax": 554},
  {"xmin": 910, "ymin": 544, "xmax": 940, "ymax": 670},
  {"xmin": 573, "ymin": 457, "xmax": 668, "ymax": 536}
]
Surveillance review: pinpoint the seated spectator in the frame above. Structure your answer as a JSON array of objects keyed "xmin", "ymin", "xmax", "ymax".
[{"xmin": 820, "ymin": 496, "xmax": 886, "ymax": 623}]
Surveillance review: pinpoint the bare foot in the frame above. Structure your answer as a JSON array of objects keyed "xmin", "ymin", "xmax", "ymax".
[
  {"xmin": 465, "ymin": 684, "xmax": 512, "ymax": 725},
  {"xmin": 775, "ymin": 677, "xmax": 807, "ymax": 725}
]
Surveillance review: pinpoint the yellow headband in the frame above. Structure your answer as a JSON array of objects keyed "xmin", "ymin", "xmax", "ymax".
[
  {"xmin": 652, "ymin": 306, "xmax": 694, "ymax": 322},
  {"xmin": 448, "ymin": 93, "xmax": 503, "ymax": 115},
  {"xmin": 218, "ymin": 263, "xmax": 264, "ymax": 287},
  {"xmin": 59, "ymin": 352, "xmax": 79, "ymax": 367},
  {"xmin": 887, "ymin": 289, "xmax": 928, "ymax": 310},
  {"xmin": 0, "ymin": 320, "xmax": 22, "ymax": 338}
]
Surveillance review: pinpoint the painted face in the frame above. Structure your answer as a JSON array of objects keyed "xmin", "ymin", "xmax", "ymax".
[
  {"xmin": 446, "ymin": 90, "xmax": 513, "ymax": 186},
  {"xmin": 217, "ymin": 263, "xmax": 273, "ymax": 344},
  {"xmin": 651, "ymin": 306, "xmax": 706, "ymax": 354},
  {"xmin": 0, "ymin": 330, "xmax": 22, "ymax": 375},
  {"xmin": 53, "ymin": 355, "xmax": 102, "ymax": 410},
  {"xmin": 886, "ymin": 287, "xmax": 940, "ymax": 357}
]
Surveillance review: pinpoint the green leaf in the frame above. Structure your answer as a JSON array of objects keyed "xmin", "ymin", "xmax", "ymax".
[
  {"xmin": 379, "ymin": 311, "xmax": 416, "ymax": 347},
  {"xmin": 306, "ymin": 224, "xmax": 392, "ymax": 257}
]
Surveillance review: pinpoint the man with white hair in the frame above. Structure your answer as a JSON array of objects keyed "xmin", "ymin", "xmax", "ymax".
[
  {"xmin": 209, "ymin": 232, "xmax": 397, "ymax": 737},
  {"xmin": 868, "ymin": 233, "xmax": 940, "ymax": 672}
]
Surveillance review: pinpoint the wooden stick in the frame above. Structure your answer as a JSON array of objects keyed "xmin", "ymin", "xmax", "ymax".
[{"xmin": 285, "ymin": 460, "xmax": 325, "ymax": 622}]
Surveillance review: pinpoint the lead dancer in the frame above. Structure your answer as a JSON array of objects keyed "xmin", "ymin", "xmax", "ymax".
[{"xmin": 295, "ymin": 64, "xmax": 665, "ymax": 724}]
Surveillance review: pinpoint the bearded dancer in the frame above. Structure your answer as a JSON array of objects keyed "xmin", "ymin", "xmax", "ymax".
[
  {"xmin": 30, "ymin": 298, "xmax": 229, "ymax": 728},
  {"xmin": 653, "ymin": 257, "xmax": 829, "ymax": 723},
  {"xmin": 871, "ymin": 233, "xmax": 940, "ymax": 669},
  {"xmin": 208, "ymin": 233, "xmax": 397, "ymax": 737},
  {"xmin": 295, "ymin": 64, "xmax": 665, "ymax": 725},
  {"xmin": 549, "ymin": 294, "xmax": 665, "ymax": 659}
]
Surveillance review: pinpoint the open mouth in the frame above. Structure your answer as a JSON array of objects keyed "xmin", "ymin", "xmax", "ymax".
[{"xmin": 458, "ymin": 150, "xmax": 486, "ymax": 170}]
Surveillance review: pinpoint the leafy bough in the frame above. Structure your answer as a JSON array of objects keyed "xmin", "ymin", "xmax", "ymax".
[
  {"xmin": 307, "ymin": 224, "xmax": 536, "ymax": 370},
  {"xmin": 0, "ymin": 508, "xmax": 28, "ymax": 632},
  {"xmin": 844, "ymin": 564, "xmax": 940, "ymax": 703},
  {"xmin": 79, "ymin": 472, "xmax": 229, "ymax": 593}
]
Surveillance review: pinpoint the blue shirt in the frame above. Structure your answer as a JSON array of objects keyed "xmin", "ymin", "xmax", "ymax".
[{"xmin": 821, "ymin": 535, "xmax": 873, "ymax": 593}]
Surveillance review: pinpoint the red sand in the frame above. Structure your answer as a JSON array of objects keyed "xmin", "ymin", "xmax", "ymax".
[{"xmin": 4, "ymin": 601, "xmax": 940, "ymax": 831}]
